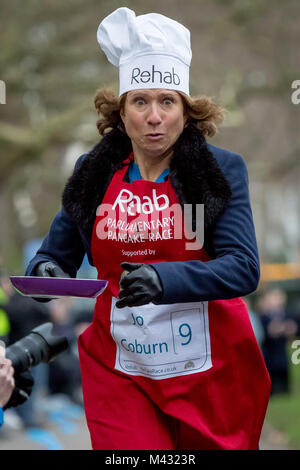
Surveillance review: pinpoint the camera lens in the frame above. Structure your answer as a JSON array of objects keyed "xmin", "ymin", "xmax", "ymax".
[{"xmin": 6, "ymin": 323, "xmax": 69, "ymax": 373}]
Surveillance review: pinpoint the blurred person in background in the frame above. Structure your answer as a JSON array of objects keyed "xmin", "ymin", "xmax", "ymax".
[
  {"xmin": 3, "ymin": 278, "xmax": 50, "ymax": 428},
  {"xmin": 243, "ymin": 296, "xmax": 265, "ymax": 350},
  {"xmin": 0, "ymin": 257, "xmax": 11, "ymax": 344},
  {"xmin": 47, "ymin": 299, "xmax": 82, "ymax": 403},
  {"xmin": 69, "ymin": 303, "xmax": 94, "ymax": 405},
  {"xmin": 0, "ymin": 272, "xmax": 12, "ymax": 345},
  {"xmin": 259, "ymin": 288, "xmax": 298, "ymax": 396}
]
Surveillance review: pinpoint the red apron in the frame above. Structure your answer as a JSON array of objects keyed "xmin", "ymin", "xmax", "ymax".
[{"xmin": 78, "ymin": 153, "xmax": 270, "ymax": 450}]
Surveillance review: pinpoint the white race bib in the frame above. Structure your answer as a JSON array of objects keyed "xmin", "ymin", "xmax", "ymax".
[{"xmin": 110, "ymin": 297, "xmax": 212, "ymax": 380}]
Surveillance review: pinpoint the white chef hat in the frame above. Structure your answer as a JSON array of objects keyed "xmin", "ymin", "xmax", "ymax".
[{"xmin": 97, "ymin": 8, "xmax": 192, "ymax": 96}]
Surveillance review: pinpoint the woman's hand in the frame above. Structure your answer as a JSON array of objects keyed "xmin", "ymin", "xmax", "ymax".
[
  {"xmin": 116, "ymin": 262, "xmax": 163, "ymax": 308},
  {"xmin": 33, "ymin": 262, "xmax": 70, "ymax": 302},
  {"xmin": 34, "ymin": 261, "xmax": 70, "ymax": 278}
]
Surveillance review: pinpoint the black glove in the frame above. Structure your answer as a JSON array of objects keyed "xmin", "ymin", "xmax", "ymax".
[
  {"xmin": 33, "ymin": 262, "xmax": 70, "ymax": 302},
  {"xmin": 35, "ymin": 261, "xmax": 70, "ymax": 278},
  {"xmin": 116, "ymin": 262, "xmax": 163, "ymax": 308},
  {"xmin": 3, "ymin": 371, "xmax": 34, "ymax": 410}
]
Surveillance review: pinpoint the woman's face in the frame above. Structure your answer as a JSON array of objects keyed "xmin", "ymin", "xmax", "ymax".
[{"xmin": 120, "ymin": 89, "xmax": 186, "ymax": 160}]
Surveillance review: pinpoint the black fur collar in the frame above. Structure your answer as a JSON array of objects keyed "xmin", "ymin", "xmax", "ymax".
[{"xmin": 62, "ymin": 124, "xmax": 232, "ymax": 242}]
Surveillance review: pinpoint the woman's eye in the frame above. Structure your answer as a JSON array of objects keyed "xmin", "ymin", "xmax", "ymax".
[
  {"xmin": 162, "ymin": 97, "xmax": 174, "ymax": 105},
  {"xmin": 134, "ymin": 97, "xmax": 146, "ymax": 105}
]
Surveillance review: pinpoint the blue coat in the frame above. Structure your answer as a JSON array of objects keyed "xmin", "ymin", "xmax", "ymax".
[{"xmin": 26, "ymin": 125, "xmax": 260, "ymax": 304}]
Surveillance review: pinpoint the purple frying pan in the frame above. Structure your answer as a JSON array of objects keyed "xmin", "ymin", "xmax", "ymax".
[{"xmin": 10, "ymin": 276, "xmax": 108, "ymax": 299}]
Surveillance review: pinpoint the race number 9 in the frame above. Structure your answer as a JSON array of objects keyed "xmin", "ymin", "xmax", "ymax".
[
  {"xmin": 179, "ymin": 323, "xmax": 192, "ymax": 346},
  {"xmin": 171, "ymin": 307, "xmax": 206, "ymax": 356}
]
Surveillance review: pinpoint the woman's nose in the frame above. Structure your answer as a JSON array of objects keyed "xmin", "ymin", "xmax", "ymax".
[{"xmin": 147, "ymin": 103, "xmax": 162, "ymax": 125}]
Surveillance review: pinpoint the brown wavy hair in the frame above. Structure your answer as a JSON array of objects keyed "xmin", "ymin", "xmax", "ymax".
[{"xmin": 94, "ymin": 87, "xmax": 225, "ymax": 138}]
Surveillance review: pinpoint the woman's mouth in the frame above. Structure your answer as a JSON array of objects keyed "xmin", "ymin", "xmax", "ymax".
[{"xmin": 145, "ymin": 133, "xmax": 164, "ymax": 140}]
